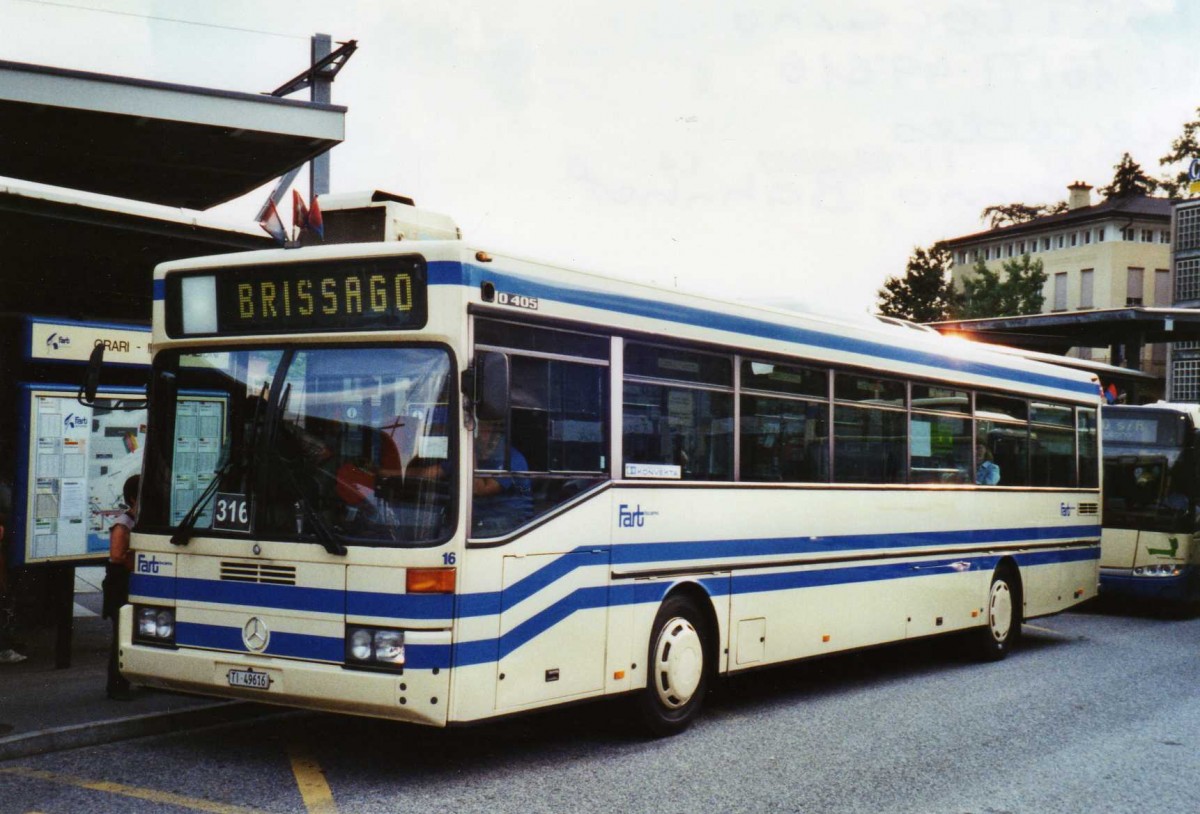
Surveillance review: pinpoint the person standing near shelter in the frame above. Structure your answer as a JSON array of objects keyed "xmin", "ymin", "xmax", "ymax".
[
  {"xmin": 103, "ymin": 475, "xmax": 138, "ymax": 700},
  {"xmin": 0, "ymin": 487, "xmax": 28, "ymax": 664}
]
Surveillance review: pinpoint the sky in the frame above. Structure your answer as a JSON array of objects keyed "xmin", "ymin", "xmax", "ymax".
[{"xmin": 2, "ymin": 0, "xmax": 1199, "ymax": 316}]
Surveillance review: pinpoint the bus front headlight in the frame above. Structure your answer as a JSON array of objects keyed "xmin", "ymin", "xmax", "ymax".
[
  {"xmin": 133, "ymin": 605, "xmax": 176, "ymax": 646},
  {"xmin": 374, "ymin": 630, "xmax": 405, "ymax": 664},
  {"xmin": 349, "ymin": 629, "xmax": 373, "ymax": 661},
  {"xmin": 345, "ymin": 626, "xmax": 406, "ymax": 669}
]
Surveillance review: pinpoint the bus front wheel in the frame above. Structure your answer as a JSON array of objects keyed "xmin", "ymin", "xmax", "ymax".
[
  {"xmin": 972, "ymin": 566, "xmax": 1021, "ymax": 661},
  {"xmin": 636, "ymin": 594, "xmax": 711, "ymax": 737}
]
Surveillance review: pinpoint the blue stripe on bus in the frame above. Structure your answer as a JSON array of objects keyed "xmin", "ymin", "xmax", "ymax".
[
  {"xmin": 606, "ymin": 524, "xmax": 1099, "ymax": 567},
  {"xmin": 175, "ymin": 578, "xmax": 344, "ymax": 615},
  {"xmin": 135, "ymin": 524, "xmax": 1098, "ymax": 622},
  {"xmin": 130, "ymin": 573, "xmax": 176, "ymax": 599},
  {"xmin": 346, "ymin": 592, "xmax": 455, "ymax": 620},
  {"xmin": 168, "ymin": 545, "xmax": 1097, "ymax": 669},
  {"xmin": 176, "ymin": 621, "xmax": 344, "ymax": 662},
  {"xmin": 153, "ymin": 279, "xmax": 165, "ymax": 301},
  {"xmin": 429, "ymin": 261, "xmax": 1096, "ymax": 397}
]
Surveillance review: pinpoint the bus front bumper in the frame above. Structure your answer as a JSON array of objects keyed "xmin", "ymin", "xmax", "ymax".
[
  {"xmin": 118, "ymin": 606, "xmax": 451, "ymax": 726},
  {"xmin": 1099, "ymin": 566, "xmax": 1199, "ymax": 604}
]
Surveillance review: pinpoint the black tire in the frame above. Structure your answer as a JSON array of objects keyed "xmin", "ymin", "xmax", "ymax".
[
  {"xmin": 636, "ymin": 594, "xmax": 712, "ymax": 737},
  {"xmin": 972, "ymin": 565, "xmax": 1021, "ymax": 661}
]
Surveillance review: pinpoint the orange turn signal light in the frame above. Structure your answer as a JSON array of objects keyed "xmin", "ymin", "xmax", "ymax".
[{"xmin": 407, "ymin": 568, "xmax": 456, "ymax": 594}]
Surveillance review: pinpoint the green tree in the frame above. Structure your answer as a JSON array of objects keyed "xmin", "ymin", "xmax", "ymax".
[
  {"xmin": 1159, "ymin": 108, "xmax": 1200, "ymax": 197},
  {"xmin": 956, "ymin": 254, "xmax": 1047, "ymax": 318},
  {"xmin": 979, "ymin": 201, "xmax": 1068, "ymax": 229},
  {"xmin": 876, "ymin": 244, "xmax": 957, "ymax": 323},
  {"xmin": 1099, "ymin": 152, "xmax": 1159, "ymax": 199}
]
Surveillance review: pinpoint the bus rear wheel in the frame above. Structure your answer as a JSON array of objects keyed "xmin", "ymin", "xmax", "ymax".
[
  {"xmin": 636, "ymin": 595, "xmax": 711, "ymax": 737},
  {"xmin": 972, "ymin": 566, "xmax": 1020, "ymax": 661}
]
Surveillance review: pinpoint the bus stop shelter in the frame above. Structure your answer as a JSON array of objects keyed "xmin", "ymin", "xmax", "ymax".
[
  {"xmin": 930, "ymin": 307, "xmax": 1200, "ymax": 403},
  {"xmin": 0, "ymin": 58, "xmax": 347, "ymax": 666}
]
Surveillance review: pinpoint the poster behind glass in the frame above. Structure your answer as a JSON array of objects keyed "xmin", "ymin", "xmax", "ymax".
[{"xmin": 23, "ymin": 391, "xmax": 147, "ymax": 563}]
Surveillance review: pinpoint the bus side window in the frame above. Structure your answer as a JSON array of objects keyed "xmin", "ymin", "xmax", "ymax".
[{"xmin": 471, "ymin": 331, "xmax": 610, "ymax": 537}]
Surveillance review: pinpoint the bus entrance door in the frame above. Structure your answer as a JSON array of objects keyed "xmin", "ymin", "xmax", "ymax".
[{"xmin": 495, "ymin": 550, "xmax": 609, "ymax": 710}]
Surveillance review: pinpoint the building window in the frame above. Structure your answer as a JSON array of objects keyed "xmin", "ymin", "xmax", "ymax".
[
  {"xmin": 1097, "ymin": 228, "xmax": 1105, "ymax": 241},
  {"xmin": 1006, "ymin": 243, "xmax": 1014, "ymax": 258},
  {"xmin": 1070, "ymin": 232, "xmax": 1078, "ymax": 247},
  {"xmin": 1172, "ymin": 359, "xmax": 1200, "ymax": 402},
  {"xmin": 1053, "ymin": 272, "xmax": 1068, "ymax": 311},
  {"xmin": 1057, "ymin": 235, "xmax": 1065, "ymax": 249},
  {"xmin": 1080, "ymin": 269, "xmax": 1094, "ymax": 309},
  {"xmin": 1126, "ymin": 268, "xmax": 1144, "ymax": 306},
  {"xmin": 1178, "ymin": 258, "xmax": 1200, "ymax": 302},
  {"xmin": 1178, "ymin": 207, "xmax": 1200, "ymax": 251},
  {"xmin": 957, "ymin": 251, "xmax": 966, "ymax": 265},
  {"xmin": 1121, "ymin": 227, "xmax": 1136, "ymax": 241},
  {"xmin": 1041, "ymin": 237, "xmax": 1050, "ymax": 251},
  {"xmin": 1162, "ymin": 230, "xmax": 1171, "ymax": 244},
  {"xmin": 1155, "ymin": 269, "xmax": 1171, "ymax": 306},
  {"xmin": 1142, "ymin": 229, "xmax": 1154, "ymax": 243},
  {"xmin": 1082, "ymin": 230, "xmax": 1091, "ymax": 244}
]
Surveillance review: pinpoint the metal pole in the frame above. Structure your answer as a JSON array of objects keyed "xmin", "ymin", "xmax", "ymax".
[{"xmin": 310, "ymin": 33, "xmax": 332, "ymax": 197}]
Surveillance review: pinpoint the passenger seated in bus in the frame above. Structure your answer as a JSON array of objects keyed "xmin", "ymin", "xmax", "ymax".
[
  {"xmin": 975, "ymin": 443, "xmax": 1000, "ymax": 485},
  {"xmin": 473, "ymin": 418, "xmax": 532, "ymax": 535}
]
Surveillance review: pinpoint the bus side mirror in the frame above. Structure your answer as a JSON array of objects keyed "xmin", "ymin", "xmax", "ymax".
[
  {"xmin": 477, "ymin": 351, "xmax": 510, "ymax": 421},
  {"xmin": 79, "ymin": 344, "xmax": 105, "ymax": 406}
]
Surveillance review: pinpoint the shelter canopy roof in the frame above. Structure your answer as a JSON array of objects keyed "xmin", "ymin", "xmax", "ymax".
[{"xmin": 0, "ymin": 60, "xmax": 345, "ymax": 209}]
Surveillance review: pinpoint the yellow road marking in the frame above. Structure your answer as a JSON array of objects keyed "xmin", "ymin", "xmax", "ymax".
[
  {"xmin": 288, "ymin": 743, "xmax": 339, "ymax": 814},
  {"xmin": 0, "ymin": 767, "xmax": 272, "ymax": 814}
]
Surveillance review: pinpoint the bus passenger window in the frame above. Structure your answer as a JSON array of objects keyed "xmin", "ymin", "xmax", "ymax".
[
  {"xmin": 909, "ymin": 414, "xmax": 971, "ymax": 484},
  {"xmin": 470, "ymin": 340, "xmax": 609, "ymax": 538}
]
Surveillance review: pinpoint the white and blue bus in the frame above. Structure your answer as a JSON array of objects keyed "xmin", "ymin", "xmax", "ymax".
[{"xmin": 117, "ymin": 205, "xmax": 1102, "ymax": 734}]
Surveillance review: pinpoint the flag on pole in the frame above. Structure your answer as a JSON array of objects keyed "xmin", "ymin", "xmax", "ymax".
[
  {"xmin": 258, "ymin": 199, "xmax": 287, "ymax": 245},
  {"xmin": 292, "ymin": 189, "xmax": 309, "ymax": 234},
  {"xmin": 308, "ymin": 194, "xmax": 324, "ymax": 240}
]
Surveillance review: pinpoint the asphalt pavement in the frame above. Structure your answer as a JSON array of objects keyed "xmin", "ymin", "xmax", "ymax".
[{"xmin": 0, "ymin": 569, "xmax": 274, "ymax": 762}]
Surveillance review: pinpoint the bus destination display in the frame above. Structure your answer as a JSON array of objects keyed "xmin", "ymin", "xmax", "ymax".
[{"xmin": 167, "ymin": 257, "xmax": 428, "ymax": 336}]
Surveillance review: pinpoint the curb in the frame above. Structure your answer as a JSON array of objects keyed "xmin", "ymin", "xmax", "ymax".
[{"xmin": 0, "ymin": 701, "xmax": 283, "ymax": 762}]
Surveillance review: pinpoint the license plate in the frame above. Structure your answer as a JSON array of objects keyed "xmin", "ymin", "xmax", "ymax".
[{"xmin": 227, "ymin": 668, "xmax": 271, "ymax": 690}]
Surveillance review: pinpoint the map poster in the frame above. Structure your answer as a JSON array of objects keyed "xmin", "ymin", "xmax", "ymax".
[{"xmin": 22, "ymin": 390, "xmax": 147, "ymax": 564}]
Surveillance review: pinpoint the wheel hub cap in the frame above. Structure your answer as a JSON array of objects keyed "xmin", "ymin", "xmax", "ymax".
[
  {"xmin": 653, "ymin": 617, "xmax": 703, "ymax": 709},
  {"xmin": 989, "ymin": 581, "xmax": 1012, "ymax": 643}
]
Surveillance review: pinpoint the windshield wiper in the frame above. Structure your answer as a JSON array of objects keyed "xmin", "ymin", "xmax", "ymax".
[
  {"xmin": 171, "ymin": 384, "xmax": 267, "ymax": 546},
  {"xmin": 280, "ymin": 466, "xmax": 347, "ymax": 556},
  {"xmin": 170, "ymin": 456, "xmax": 235, "ymax": 546}
]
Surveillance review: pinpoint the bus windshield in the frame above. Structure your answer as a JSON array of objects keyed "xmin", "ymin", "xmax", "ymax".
[
  {"xmin": 141, "ymin": 346, "xmax": 456, "ymax": 547},
  {"xmin": 1102, "ymin": 407, "xmax": 1196, "ymax": 533}
]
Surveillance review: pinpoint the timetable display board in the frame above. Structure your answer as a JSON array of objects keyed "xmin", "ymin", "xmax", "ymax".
[
  {"xmin": 20, "ymin": 388, "xmax": 147, "ymax": 564},
  {"xmin": 169, "ymin": 396, "xmax": 228, "ymax": 527}
]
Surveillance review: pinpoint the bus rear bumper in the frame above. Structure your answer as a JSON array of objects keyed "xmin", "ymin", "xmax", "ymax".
[
  {"xmin": 119, "ymin": 610, "xmax": 450, "ymax": 727},
  {"xmin": 1099, "ymin": 566, "xmax": 1199, "ymax": 604}
]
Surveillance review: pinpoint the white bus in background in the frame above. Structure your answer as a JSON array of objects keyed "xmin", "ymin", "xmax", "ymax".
[
  {"xmin": 111, "ymin": 196, "xmax": 1102, "ymax": 735},
  {"xmin": 1101, "ymin": 402, "xmax": 1200, "ymax": 609}
]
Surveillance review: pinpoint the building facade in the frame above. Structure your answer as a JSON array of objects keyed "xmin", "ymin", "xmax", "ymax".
[
  {"xmin": 1170, "ymin": 199, "xmax": 1200, "ymax": 400},
  {"xmin": 942, "ymin": 183, "xmax": 1172, "ymax": 376}
]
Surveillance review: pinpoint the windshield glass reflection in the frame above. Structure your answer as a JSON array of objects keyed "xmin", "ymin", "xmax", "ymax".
[{"xmin": 143, "ymin": 346, "xmax": 455, "ymax": 547}]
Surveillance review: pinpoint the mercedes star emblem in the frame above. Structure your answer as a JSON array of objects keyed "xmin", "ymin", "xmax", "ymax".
[{"xmin": 242, "ymin": 617, "xmax": 270, "ymax": 652}]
